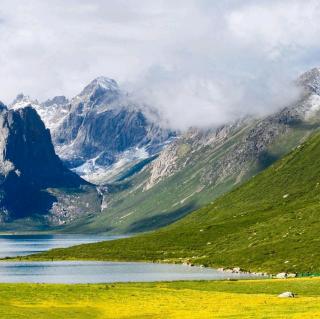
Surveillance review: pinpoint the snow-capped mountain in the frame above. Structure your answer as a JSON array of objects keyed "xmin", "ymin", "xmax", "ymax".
[{"xmin": 10, "ymin": 77, "xmax": 174, "ymax": 183}]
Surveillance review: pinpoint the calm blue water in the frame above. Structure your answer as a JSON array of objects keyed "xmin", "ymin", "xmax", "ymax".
[
  {"xmin": 0, "ymin": 234, "xmax": 125, "ymax": 258},
  {"xmin": 0, "ymin": 234, "xmax": 262, "ymax": 283},
  {"xmin": 0, "ymin": 261, "xmax": 261, "ymax": 283}
]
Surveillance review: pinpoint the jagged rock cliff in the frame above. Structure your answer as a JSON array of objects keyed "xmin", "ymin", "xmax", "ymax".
[
  {"xmin": 0, "ymin": 106, "xmax": 83, "ymax": 188},
  {"xmin": 0, "ymin": 106, "xmax": 100, "ymax": 224},
  {"xmin": 51, "ymin": 77, "xmax": 173, "ymax": 174}
]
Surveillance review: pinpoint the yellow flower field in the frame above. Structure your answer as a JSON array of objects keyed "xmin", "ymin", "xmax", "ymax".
[{"xmin": 1, "ymin": 278, "xmax": 320, "ymax": 318}]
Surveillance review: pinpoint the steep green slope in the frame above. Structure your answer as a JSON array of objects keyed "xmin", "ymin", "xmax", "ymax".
[{"xmin": 27, "ymin": 130, "xmax": 320, "ymax": 273}]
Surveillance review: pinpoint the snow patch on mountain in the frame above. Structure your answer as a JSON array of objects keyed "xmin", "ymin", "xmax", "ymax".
[{"xmin": 74, "ymin": 146, "xmax": 149, "ymax": 184}]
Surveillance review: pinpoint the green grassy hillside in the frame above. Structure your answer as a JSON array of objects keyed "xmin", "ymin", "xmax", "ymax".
[{"xmin": 24, "ymin": 130, "xmax": 320, "ymax": 273}]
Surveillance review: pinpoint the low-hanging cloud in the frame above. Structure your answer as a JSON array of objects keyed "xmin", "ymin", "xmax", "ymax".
[{"xmin": 0, "ymin": 0, "xmax": 320, "ymax": 130}]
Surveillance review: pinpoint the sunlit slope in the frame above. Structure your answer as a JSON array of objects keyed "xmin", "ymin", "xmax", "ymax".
[{"xmin": 28, "ymin": 131, "xmax": 320, "ymax": 273}]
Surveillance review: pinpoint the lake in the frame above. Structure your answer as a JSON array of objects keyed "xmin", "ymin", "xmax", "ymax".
[
  {"xmin": 0, "ymin": 234, "xmax": 262, "ymax": 283},
  {"xmin": 0, "ymin": 261, "xmax": 261, "ymax": 283},
  {"xmin": 0, "ymin": 234, "xmax": 125, "ymax": 258}
]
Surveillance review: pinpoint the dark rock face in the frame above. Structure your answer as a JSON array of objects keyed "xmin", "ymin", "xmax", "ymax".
[
  {"xmin": 74, "ymin": 109, "xmax": 148, "ymax": 163},
  {"xmin": 0, "ymin": 101, "xmax": 6, "ymax": 111},
  {"xmin": 0, "ymin": 107, "xmax": 87, "ymax": 219}
]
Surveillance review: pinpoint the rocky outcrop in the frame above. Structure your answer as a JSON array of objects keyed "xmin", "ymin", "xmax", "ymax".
[
  {"xmin": 0, "ymin": 107, "xmax": 83, "ymax": 187},
  {"xmin": 42, "ymin": 96, "xmax": 69, "ymax": 108}
]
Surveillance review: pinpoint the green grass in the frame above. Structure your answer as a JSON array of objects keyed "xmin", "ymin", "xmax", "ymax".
[
  {"xmin": 1, "ymin": 278, "xmax": 320, "ymax": 318},
  {"xmin": 24, "ymin": 130, "xmax": 320, "ymax": 274}
]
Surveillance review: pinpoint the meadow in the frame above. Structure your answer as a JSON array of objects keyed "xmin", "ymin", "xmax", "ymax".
[{"xmin": 1, "ymin": 278, "xmax": 320, "ymax": 318}]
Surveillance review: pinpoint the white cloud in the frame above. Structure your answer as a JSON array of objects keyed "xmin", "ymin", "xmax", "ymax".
[{"xmin": 0, "ymin": 0, "xmax": 319, "ymax": 129}]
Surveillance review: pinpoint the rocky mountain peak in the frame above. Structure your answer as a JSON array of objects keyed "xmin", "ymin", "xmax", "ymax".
[
  {"xmin": 12, "ymin": 93, "xmax": 26, "ymax": 102},
  {"xmin": 50, "ymin": 76, "xmax": 173, "ymax": 174},
  {"xmin": 77, "ymin": 76, "xmax": 120, "ymax": 102},
  {"xmin": 10, "ymin": 94, "xmax": 39, "ymax": 110},
  {"xmin": 8, "ymin": 94, "xmax": 71, "ymax": 134},
  {"xmin": 92, "ymin": 76, "xmax": 118, "ymax": 90}
]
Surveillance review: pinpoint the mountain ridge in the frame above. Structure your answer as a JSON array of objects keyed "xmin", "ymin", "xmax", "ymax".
[
  {"xmin": 64, "ymin": 70, "xmax": 320, "ymax": 234},
  {"xmin": 5, "ymin": 68, "xmax": 320, "ymax": 235}
]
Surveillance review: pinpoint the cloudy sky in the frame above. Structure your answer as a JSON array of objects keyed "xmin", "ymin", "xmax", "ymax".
[{"xmin": 1, "ymin": 0, "xmax": 320, "ymax": 129}]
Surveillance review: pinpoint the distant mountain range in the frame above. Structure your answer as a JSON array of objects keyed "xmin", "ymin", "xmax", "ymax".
[{"xmin": 3, "ymin": 68, "xmax": 320, "ymax": 233}]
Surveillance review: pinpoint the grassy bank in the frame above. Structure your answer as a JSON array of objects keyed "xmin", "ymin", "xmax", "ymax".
[{"xmin": 0, "ymin": 278, "xmax": 320, "ymax": 318}]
